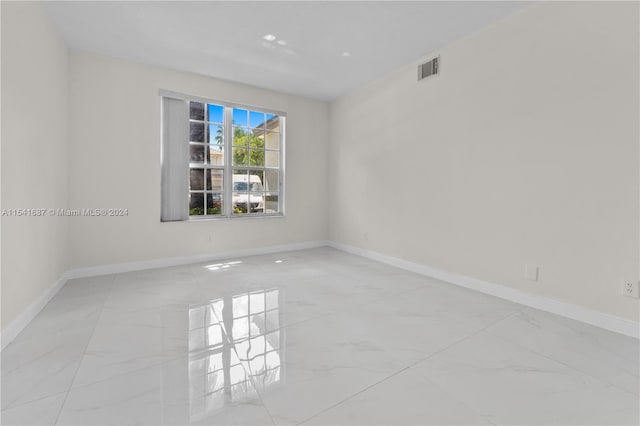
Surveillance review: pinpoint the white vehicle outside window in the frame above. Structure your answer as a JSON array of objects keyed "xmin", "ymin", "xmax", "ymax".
[{"xmin": 233, "ymin": 174, "xmax": 264, "ymax": 213}]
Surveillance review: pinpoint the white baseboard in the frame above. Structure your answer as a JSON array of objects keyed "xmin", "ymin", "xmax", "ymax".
[
  {"xmin": 0, "ymin": 273, "xmax": 70, "ymax": 350},
  {"xmin": 0, "ymin": 240, "xmax": 328, "ymax": 350},
  {"xmin": 3, "ymin": 238, "xmax": 637, "ymax": 350},
  {"xmin": 329, "ymin": 241, "xmax": 640, "ymax": 339},
  {"xmin": 65, "ymin": 240, "xmax": 329, "ymax": 279}
]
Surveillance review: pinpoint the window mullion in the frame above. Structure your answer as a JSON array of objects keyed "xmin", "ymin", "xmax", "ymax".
[
  {"xmin": 224, "ymin": 106, "xmax": 233, "ymax": 217},
  {"xmin": 204, "ymin": 119, "xmax": 209, "ymax": 214},
  {"xmin": 279, "ymin": 117, "xmax": 285, "ymax": 214}
]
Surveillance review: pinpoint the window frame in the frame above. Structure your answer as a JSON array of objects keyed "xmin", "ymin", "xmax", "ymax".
[{"xmin": 161, "ymin": 90, "xmax": 286, "ymax": 220}]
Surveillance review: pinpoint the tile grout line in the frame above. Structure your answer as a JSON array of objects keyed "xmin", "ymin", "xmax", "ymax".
[
  {"xmin": 9, "ymin": 249, "xmax": 633, "ymax": 424},
  {"xmin": 2, "ymin": 298, "xmax": 114, "ymax": 411},
  {"xmin": 400, "ymin": 309, "xmax": 639, "ymax": 426},
  {"xmin": 296, "ymin": 365, "xmax": 411, "ymax": 425},
  {"xmin": 21, "ymin": 253, "xmax": 513, "ymax": 424},
  {"xmin": 59, "ymin": 353, "xmax": 188, "ymax": 393},
  {"xmin": 52, "ymin": 274, "xmax": 117, "ymax": 426},
  {"xmin": 412, "ymin": 372, "xmax": 499, "ymax": 426},
  {"xmin": 224, "ymin": 332, "xmax": 278, "ymax": 426},
  {"xmin": 200, "ymin": 265, "xmax": 519, "ymax": 425},
  {"xmin": 406, "ymin": 310, "xmax": 524, "ymax": 370},
  {"xmin": 482, "ymin": 323, "xmax": 640, "ymax": 399},
  {"xmin": 298, "ymin": 310, "xmax": 523, "ymax": 425},
  {"xmin": 0, "ymin": 391, "xmax": 69, "ymax": 414},
  {"xmin": 47, "ymin": 267, "xmax": 218, "ymax": 420},
  {"xmin": 201, "ymin": 272, "xmax": 432, "ymax": 423}
]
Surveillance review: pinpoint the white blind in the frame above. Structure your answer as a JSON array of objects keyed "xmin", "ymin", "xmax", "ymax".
[{"xmin": 161, "ymin": 97, "xmax": 189, "ymax": 222}]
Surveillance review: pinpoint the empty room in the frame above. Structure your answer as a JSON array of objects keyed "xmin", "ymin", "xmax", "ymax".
[{"xmin": 1, "ymin": 1, "xmax": 638, "ymax": 425}]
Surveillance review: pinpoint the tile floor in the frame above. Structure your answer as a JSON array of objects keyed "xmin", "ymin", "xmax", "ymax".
[{"xmin": 1, "ymin": 247, "xmax": 638, "ymax": 425}]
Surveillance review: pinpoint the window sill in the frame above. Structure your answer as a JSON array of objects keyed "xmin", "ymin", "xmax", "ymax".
[{"xmin": 186, "ymin": 213, "xmax": 285, "ymax": 222}]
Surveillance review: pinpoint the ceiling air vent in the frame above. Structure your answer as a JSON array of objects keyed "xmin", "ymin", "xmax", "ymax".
[{"xmin": 418, "ymin": 57, "xmax": 439, "ymax": 81}]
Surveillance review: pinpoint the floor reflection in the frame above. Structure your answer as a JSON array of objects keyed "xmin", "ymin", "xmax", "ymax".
[{"xmin": 188, "ymin": 289, "xmax": 283, "ymax": 422}]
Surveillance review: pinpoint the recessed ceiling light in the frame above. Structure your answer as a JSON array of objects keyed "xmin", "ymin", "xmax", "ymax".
[
  {"xmin": 341, "ymin": 52, "xmax": 351, "ymax": 57},
  {"xmin": 263, "ymin": 34, "xmax": 276, "ymax": 42},
  {"xmin": 277, "ymin": 40, "xmax": 287, "ymax": 46}
]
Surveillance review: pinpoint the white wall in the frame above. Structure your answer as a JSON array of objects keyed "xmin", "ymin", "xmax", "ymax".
[
  {"xmin": 68, "ymin": 53, "xmax": 329, "ymax": 269},
  {"xmin": 1, "ymin": 2, "xmax": 69, "ymax": 329},
  {"xmin": 2, "ymin": 1, "xmax": 637, "ymax": 335},
  {"xmin": 329, "ymin": 1, "xmax": 639, "ymax": 321}
]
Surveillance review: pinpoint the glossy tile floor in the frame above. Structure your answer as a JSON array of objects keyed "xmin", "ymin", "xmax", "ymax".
[{"xmin": 1, "ymin": 247, "xmax": 638, "ymax": 425}]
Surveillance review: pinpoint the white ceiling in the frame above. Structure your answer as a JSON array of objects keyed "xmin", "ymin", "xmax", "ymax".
[{"xmin": 42, "ymin": 1, "xmax": 531, "ymax": 101}]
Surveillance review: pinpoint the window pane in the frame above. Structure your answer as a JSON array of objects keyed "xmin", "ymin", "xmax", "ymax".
[
  {"xmin": 264, "ymin": 170, "xmax": 278, "ymax": 192},
  {"xmin": 190, "ymin": 102, "xmax": 205, "ymax": 121},
  {"xmin": 190, "ymin": 122, "xmax": 205, "ymax": 142},
  {"xmin": 206, "ymin": 169, "xmax": 223, "ymax": 191},
  {"xmin": 233, "ymin": 127, "xmax": 248, "ymax": 147},
  {"xmin": 250, "ymin": 131, "xmax": 265, "ymax": 149},
  {"xmin": 232, "ymin": 109, "xmax": 248, "ymax": 126},
  {"xmin": 190, "ymin": 144, "xmax": 205, "ymax": 163},
  {"xmin": 249, "ymin": 170, "xmax": 264, "ymax": 191},
  {"xmin": 246, "ymin": 169, "xmax": 264, "ymax": 213},
  {"xmin": 190, "ymin": 193, "xmax": 204, "ymax": 215},
  {"xmin": 207, "ymin": 193, "xmax": 223, "ymax": 215},
  {"xmin": 233, "ymin": 148, "xmax": 248, "ymax": 166},
  {"xmin": 250, "ymin": 192, "xmax": 265, "ymax": 213},
  {"xmin": 249, "ymin": 192, "xmax": 264, "ymax": 213},
  {"xmin": 265, "ymin": 192, "xmax": 279, "ymax": 214},
  {"xmin": 208, "ymin": 145, "xmax": 224, "ymax": 165},
  {"xmin": 249, "ymin": 111, "xmax": 265, "ymax": 128},
  {"xmin": 209, "ymin": 124, "xmax": 223, "ymax": 145},
  {"xmin": 232, "ymin": 170, "xmax": 249, "ymax": 191},
  {"xmin": 190, "ymin": 168, "xmax": 204, "ymax": 190},
  {"xmin": 233, "ymin": 192, "xmax": 246, "ymax": 214},
  {"xmin": 232, "ymin": 170, "xmax": 249, "ymax": 213},
  {"xmin": 250, "ymin": 150, "xmax": 265, "ymax": 167},
  {"xmin": 251, "ymin": 128, "xmax": 265, "ymax": 145},
  {"xmin": 265, "ymin": 131, "xmax": 280, "ymax": 150},
  {"xmin": 265, "ymin": 115, "xmax": 279, "ymax": 132},
  {"xmin": 265, "ymin": 150, "xmax": 279, "ymax": 168},
  {"xmin": 208, "ymin": 104, "xmax": 224, "ymax": 123}
]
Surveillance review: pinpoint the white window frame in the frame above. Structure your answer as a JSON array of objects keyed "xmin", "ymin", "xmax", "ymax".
[{"xmin": 161, "ymin": 90, "xmax": 286, "ymax": 220}]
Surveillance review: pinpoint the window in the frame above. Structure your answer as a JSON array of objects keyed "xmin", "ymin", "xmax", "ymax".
[{"xmin": 161, "ymin": 92, "xmax": 284, "ymax": 221}]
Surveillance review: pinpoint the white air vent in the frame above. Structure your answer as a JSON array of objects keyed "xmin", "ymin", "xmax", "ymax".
[{"xmin": 418, "ymin": 57, "xmax": 439, "ymax": 81}]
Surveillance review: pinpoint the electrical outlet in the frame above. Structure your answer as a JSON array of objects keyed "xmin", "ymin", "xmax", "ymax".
[
  {"xmin": 525, "ymin": 264, "xmax": 539, "ymax": 282},
  {"xmin": 621, "ymin": 281, "xmax": 639, "ymax": 298}
]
